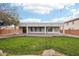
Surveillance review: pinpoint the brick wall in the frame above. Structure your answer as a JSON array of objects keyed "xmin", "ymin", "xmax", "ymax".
[
  {"xmin": 64, "ymin": 30, "xmax": 79, "ymax": 35},
  {"xmin": 0, "ymin": 27, "xmax": 21, "ymax": 35}
]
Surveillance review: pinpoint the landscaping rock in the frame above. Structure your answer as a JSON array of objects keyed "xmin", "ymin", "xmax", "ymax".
[
  {"xmin": 41, "ymin": 49, "xmax": 64, "ymax": 56},
  {"xmin": 0, "ymin": 50, "xmax": 7, "ymax": 56},
  {"xmin": 0, "ymin": 50, "xmax": 4, "ymax": 56}
]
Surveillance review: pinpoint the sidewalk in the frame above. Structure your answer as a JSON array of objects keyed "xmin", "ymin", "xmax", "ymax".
[
  {"xmin": 0, "ymin": 34, "xmax": 79, "ymax": 39},
  {"xmin": 63, "ymin": 34, "xmax": 79, "ymax": 38}
]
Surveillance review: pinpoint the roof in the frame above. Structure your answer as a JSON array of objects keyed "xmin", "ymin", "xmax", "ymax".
[
  {"xmin": 65, "ymin": 17, "xmax": 79, "ymax": 23},
  {"xmin": 19, "ymin": 22, "xmax": 64, "ymax": 27}
]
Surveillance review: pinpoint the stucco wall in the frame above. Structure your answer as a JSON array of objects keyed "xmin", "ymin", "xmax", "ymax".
[
  {"xmin": 64, "ymin": 20, "xmax": 79, "ymax": 30},
  {"xmin": 64, "ymin": 19, "xmax": 79, "ymax": 35}
]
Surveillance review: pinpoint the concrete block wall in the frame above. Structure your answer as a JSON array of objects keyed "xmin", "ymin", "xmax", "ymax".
[{"xmin": 64, "ymin": 30, "xmax": 79, "ymax": 35}]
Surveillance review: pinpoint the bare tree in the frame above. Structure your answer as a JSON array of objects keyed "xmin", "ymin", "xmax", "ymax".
[{"xmin": 0, "ymin": 3, "xmax": 19, "ymax": 26}]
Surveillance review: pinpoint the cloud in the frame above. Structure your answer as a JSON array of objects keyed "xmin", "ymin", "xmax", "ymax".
[
  {"xmin": 2, "ymin": 0, "xmax": 79, "ymax": 4},
  {"xmin": 20, "ymin": 7, "xmax": 79, "ymax": 22},
  {"xmin": 23, "ymin": 4, "xmax": 53, "ymax": 14},
  {"xmin": 50, "ymin": 15, "xmax": 79, "ymax": 23},
  {"xmin": 71, "ymin": 8, "xmax": 79, "ymax": 17},
  {"xmin": 49, "ymin": 17, "xmax": 68, "ymax": 23},
  {"xmin": 20, "ymin": 18, "xmax": 41, "ymax": 22},
  {"xmin": 50, "ymin": 6, "xmax": 79, "ymax": 22},
  {"xmin": 12, "ymin": 3, "xmax": 75, "ymax": 14},
  {"xmin": 10, "ymin": 2, "xmax": 79, "ymax": 22}
]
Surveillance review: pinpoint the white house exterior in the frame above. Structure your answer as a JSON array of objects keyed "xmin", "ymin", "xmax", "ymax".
[{"xmin": 19, "ymin": 22, "xmax": 64, "ymax": 35}]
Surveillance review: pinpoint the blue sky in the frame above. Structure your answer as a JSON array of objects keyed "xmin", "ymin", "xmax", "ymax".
[{"xmin": 5, "ymin": 3, "xmax": 79, "ymax": 22}]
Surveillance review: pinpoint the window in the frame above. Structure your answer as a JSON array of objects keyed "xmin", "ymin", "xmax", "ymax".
[
  {"xmin": 39, "ymin": 27, "xmax": 41, "ymax": 32},
  {"xmin": 46, "ymin": 27, "xmax": 52, "ymax": 32},
  {"xmin": 29, "ymin": 27, "xmax": 35, "ymax": 32},
  {"xmin": 66, "ymin": 22, "xmax": 69, "ymax": 26},
  {"xmin": 30, "ymin": 27, "xmax": 33, "ymax": 32},
  {"xmin": 72, "ymin": 21, "xmax": 74, "ymax": 24},
  {"xmin": 35, "ymin": 27, "xmax": 37, "ymax": 32},
  {"xmin": 54, "ymin": 27, "xmax": 59, "ymax": 32},
  {"xmin": 39, "ymin": 27, "xmax": 43, "ymax": 32},
  {"xmin": 40, "ymin": 27, "xmax": 44, "ymax": 32}
]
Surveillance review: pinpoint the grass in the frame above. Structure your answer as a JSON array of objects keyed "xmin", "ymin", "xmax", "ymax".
[{"xmin": 0, "ymin": 36, "xmax": 79, "ymax": 56}]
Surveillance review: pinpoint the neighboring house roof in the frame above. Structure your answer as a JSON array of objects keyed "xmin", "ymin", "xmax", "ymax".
[{"xmin": 65, "ymin": 17, "xmax": 79, "ymax": 23}]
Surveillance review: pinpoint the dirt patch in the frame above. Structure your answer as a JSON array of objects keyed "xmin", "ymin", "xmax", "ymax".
[{"xmin": 41, "ymin": 49, "xmax": 65, "ymax": 56}]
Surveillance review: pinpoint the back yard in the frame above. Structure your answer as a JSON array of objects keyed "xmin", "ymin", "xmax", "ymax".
[{"xmin": 0, "ymin": 36, "xmax": 79, "ymax": 56}]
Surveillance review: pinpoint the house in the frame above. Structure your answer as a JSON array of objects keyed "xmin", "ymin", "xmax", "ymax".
[
  {"xmin": 1, "ymin": 17, "xmax": 79, "ymax": 36},
  {"xmin": 64, "ymin": 18, "xmax": 79, "ymax": 35},
  {"xmin": 0, "ymin": 22, "xmax": 64, "ymax": 36},
  {"xmin": 19, "ymin": 22, "xmax": 64, "ymax": 35}
]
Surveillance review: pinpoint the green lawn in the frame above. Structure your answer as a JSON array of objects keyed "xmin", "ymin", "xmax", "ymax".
[{"xmin": 0, "ymin": 36, "xmax": 79, "ymax": 56}]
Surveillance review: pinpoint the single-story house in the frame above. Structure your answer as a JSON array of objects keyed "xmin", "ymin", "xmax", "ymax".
[
  {"xmin": 19, "ymin": 22, "xmax": 64, "ymax": 35},
  {"xmin": 0, "ymin": 22, "xmax": 64, "ymax": 35}
]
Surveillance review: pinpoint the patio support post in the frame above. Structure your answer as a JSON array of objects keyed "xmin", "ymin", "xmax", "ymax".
[
  {"xmin": 52, "ymin": 27, "xmax": 54, "ymax": 32},
  {"xmin": 27, "ymin": 26, "xmax": 28, "ymax": 34},
  {"xmin": 45, "ymin": 26, "xmax": 46, "ymax": 35}
]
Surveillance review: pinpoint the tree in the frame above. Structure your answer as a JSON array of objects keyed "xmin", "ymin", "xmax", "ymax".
[{"xmin": 0, "ymin": 3, "xmax": 19, "ymax": 26}]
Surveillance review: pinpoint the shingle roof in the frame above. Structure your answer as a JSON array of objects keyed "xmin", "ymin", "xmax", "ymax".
[{"xmin": 65, "ymin": 17, "xmax": 79, "ymax": 23}]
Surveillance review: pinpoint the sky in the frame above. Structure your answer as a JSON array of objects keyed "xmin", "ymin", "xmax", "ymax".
[{"xmin": 1, "ymin": 0, "xmax": 79, "ymax": 23}]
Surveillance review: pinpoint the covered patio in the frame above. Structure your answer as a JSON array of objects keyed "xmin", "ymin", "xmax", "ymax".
[{"xmin": 19, "ymin": 22, "xmax": 64, "ymax": 35}]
